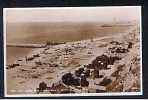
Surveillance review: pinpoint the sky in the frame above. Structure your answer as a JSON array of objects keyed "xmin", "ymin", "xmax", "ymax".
[{"xmin": 5, "ymin": 6, "xmax": 141, "ymax": 23}]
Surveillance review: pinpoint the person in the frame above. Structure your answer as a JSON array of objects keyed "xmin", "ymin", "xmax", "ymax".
[{"xmin": 128, "ymin": 42, "xmax": 133, "ymax": 48}]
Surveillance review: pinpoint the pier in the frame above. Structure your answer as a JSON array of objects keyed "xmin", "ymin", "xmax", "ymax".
[{"xmin": 7, "ymin": 43, "xmax": 46, "ymax": 48}]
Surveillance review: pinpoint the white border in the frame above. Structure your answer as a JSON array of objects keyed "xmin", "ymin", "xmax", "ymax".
[
  {"xmin": 3, "ymin": 6, "xmax": 143, "ymax": 97},
  {"xmin": 139, "ymin": 5, "xmax": 143, "ymax": 98}
]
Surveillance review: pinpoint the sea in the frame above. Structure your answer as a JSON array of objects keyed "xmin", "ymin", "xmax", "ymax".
[{"xmin": 6, "ymin": 22, "xmax": 132, "ymax": 64}]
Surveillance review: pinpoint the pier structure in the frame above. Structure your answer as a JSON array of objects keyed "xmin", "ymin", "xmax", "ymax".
[{"xmin": 7, "ymin": 43, "xmax": 46, "ymax": 48}]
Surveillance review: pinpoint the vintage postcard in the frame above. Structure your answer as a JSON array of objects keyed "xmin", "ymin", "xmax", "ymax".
[{"xmin": 4, "ymin": 6, "xmax": 142, "ymax": 97}]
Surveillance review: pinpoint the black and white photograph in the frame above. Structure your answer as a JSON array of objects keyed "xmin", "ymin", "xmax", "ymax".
[{"xmin": 4, "ymin": 6, "xmax": 142, "ymax": 97}]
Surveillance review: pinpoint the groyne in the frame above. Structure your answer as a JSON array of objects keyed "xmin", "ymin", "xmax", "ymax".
[{"xmin": 7, "ymin": 43, "xmax": 46, "ymax": 48}]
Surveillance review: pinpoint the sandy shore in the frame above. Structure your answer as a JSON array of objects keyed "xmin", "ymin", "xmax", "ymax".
[{"xmin": 6, "ymin": 24, "xmax": 141, "ymax": 95}]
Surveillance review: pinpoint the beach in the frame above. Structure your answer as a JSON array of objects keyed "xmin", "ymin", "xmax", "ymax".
[
  {"xmin": 6, "ymin": 22, "xmax": 141, "ymax": 95},
  {"xmin": 6, "ymin": 22, "xmax": 134, "ymax": 64}
]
